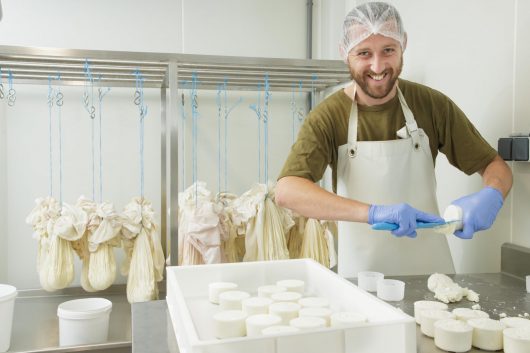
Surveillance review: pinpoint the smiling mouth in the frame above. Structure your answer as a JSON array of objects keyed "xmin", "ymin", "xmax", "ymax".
[{"xmin": 368, "ymin": 72, "xmax": 387, "ymax": 81}]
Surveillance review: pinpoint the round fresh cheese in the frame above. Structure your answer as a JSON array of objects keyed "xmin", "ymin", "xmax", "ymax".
[
  {"xmin": 503, "ymin": 326, "xmax": 530, "ymax": 353},
  {"xmin": 213, "ymin": 310, "xmax": 247, "ymax": 339},
  {"xmin": 289, "ymin": 316, "xmax": 326, "ymax": 331},
  {"xmin": 452, "ymin": 308, "xmax": 489, "ymax": 322},
  {"xmin": 257, "ymin": 285, "xmax": 287, "ymax": 298},
  {"xmin": 270, "ymin": 291, "xmax": 302, "ymax": 303},
  {"xmin": 414, "ymin": 300, "xmax": 448, "ymax": 324},
  {"xmin": 219, "ymin": 290, "xmax": 250, "ymax": 310},
  {"xmin": 434, "ymin": 319, "xmax": 473, "ymax": 353},
  {"xmin": 276, "ymin": 279, "xmax": 305, "ymax": 294},
  {"xmin": 298, "ymin": 296, "xmax": 329, "ymax": 308},
  {"xmin": 299, "ymin": 307, "xmax": 333, "ymax": 326},
  {"xmin": 501, "ymin": 317, "xmax": 530, "ymax": 329},
  {"xmin": 242, "ymin": 296, "xmax": 272, "ymax": 316},
  {"xmin": 467, "ymin": 318, "xmax": 505, "ymax": 351},
  {"xmin": 269, "ymin": 302, "xmax": 301, "ymax": 325},
  {"xmin": 421, "ymin": 309, "xmax": 455, "ymax": 337},
  {"xmin": 246, "ymin": 314, "xmax": 282, "ymax": 337},
  {"xmin": 208, "ymin": 282, "xmax": 238, "ymax": 304}
]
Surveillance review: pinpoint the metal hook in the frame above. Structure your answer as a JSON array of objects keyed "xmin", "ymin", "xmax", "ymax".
[
  {"xmin": 140, "ymin": 105, "xmax": 148, "ymax": 119},
  {"xmin": 0, "ymin": 83, "xmax": 4, "ymax": 99},
  {"xmin": 7, "ymin": 88, "xmax": 16, "ymax": 107},
  {"xmin": 83, "ymin": 92, "xmax": 89, "ymax": 109},
  {"xmin": 56, "ymin": 92, "xmax": 64, "ymax": 106},
  {"xmin": 297, "ymin": 108, "xmax": 305, "ymax": 122},
  {"xmin": 89, "ymin": 105, "xmax": 95, "ymax": 119},
  {"xmin": 134, "ymin": 90, "xmax": 141, "ymax": 106}
]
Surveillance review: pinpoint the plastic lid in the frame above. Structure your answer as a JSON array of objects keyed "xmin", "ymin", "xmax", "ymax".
[
  {"xmin": 0, "ymin": 284, "xmax": 17, "ymax": 302},
  {"xmin": 57, "ymin": 298, "xmax": 112, "ymax": 320}
]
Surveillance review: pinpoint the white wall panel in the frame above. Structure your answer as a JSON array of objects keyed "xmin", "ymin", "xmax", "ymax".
[
  {"xmin": 0, "ymin": 0, "xmax": 182, "ymax": 52},
  {"xmin": 182, "ymin": 0, "xmax": 306, "ymax": 58}
]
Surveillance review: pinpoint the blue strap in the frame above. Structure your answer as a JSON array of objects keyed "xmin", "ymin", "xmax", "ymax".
[
  {"xmin": 190, "ymin": 72, "xmax": 199, "ymax": 206},
  {"xmin": 0, "ymin": 67, "xmax": 4, "ymax": 100},
  {"xmin": 7, "ymin": 70, "xmax": 15, "ymax": 106},
  {"xmin": 47, "ymin": 77, "xmax": 54, "ymax": 198},
  {"xmin": 179, "ymin": 91, "xmax": 187, "ymax": 190},
  {"xmin": 263, "ymin": 74, "xmax": 271, "ymax": 183},
  {"xmin": 133, "ymin": 69, "xmax": 148, "ymax": 199},
  {"xmin": 97, "ymin": 86, "xmax": 111, "ymax": 203},
  {"xmin": 222, "ymin": 79, "xmax": 242, "ymax": 192},
  {"xmin": 56, "ymin": 75, "xmax": 63, "ymax": 205},
  {"xmin": 83, "ymin": 60, "xmax": 97, "ymax": 200},
  {"xmin": 249, "ymin": 85, "xmax": 262, "ymax": 183},
  {"xmin": 216, "ymin": 84, "xmax": 222, "ymax": 193}
]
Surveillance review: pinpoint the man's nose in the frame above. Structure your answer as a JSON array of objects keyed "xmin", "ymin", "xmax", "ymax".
[{"xmin": 370, "ymin": 54, "xmax": 385, "ymax": 74}]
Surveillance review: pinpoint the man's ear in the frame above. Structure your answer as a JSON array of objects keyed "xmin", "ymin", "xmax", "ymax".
[{"xmin": 402, "ymin": 33, "xmax": 408, "ymax": 52}]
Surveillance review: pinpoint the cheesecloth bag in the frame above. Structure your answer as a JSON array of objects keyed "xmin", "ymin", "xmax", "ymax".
[
  {"xmin": 87, "ymin": 202, "xmax": 122, "ymax": 290},
  {"xmin": 25, "ymin": 197, "xmax": 61, "ymax": 291},
  {"xmin": 120, "ymin": 197, "xmax": 165, "ymax": 303},
  {"xmin": 46, "ymin": 202, "xmax": 88, "ymax": 290},
  {"xmin": 178, "ymin": 182, "xmax": 227, "ymax": 265}
]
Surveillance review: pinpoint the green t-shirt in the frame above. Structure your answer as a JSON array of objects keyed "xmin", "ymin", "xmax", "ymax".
[{"xmin": 278, "ymin": 79, "xmax": 497, "ymax": 192}]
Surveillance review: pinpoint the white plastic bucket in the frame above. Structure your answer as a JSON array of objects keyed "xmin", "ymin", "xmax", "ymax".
[
  {"xmin": 57, "ymin": 298, "xmax": 112, "ymax": 346},
  {"xmin": 0, "ymin": 284, "xmax": 17, "ymax": 353}
]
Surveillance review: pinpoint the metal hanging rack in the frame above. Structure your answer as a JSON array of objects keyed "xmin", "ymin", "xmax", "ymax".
[{"xmin": 0, "ymin": 44, "xmax": 351, "ymax": 264}]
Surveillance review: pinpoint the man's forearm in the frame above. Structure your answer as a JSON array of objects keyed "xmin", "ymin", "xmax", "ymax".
[
  {"xmin": 275, "ymin": 176, "xmax": 370, "ymax": 222},
  {"xmin": 479, "ymin": 155, "xmax": 513, "ymax": 199}
]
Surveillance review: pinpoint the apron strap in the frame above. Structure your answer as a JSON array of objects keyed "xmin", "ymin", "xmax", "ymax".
[
  {"xmin": 396, "ymin": 87, "xmax": 421, "ymax": 148},
  {"xmin": 346, "ymin": 84, "xmax": 421, "ymax": 158},
  {"xmin": 347, "ymin": 84, "xmax": 359, "ymax": 157}
]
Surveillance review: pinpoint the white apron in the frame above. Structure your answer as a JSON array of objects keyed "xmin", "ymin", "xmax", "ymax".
[{"xmin": 337, "ymin": 85, "xmax": 455, "ymax": 278}]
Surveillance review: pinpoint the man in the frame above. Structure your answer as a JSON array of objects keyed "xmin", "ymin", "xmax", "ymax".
[{"xmin": 275, "ymin": 2, "xmax": 512, "ymax": 277}]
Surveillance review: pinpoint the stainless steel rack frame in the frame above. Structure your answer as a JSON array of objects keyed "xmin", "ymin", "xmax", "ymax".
[{"xmin": 0, "ymin": 45, "xmax": 350, "ymax": 265}]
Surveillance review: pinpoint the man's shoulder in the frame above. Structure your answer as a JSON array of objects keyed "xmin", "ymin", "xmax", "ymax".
[
  {"xmin": 310, "ymin": 88, "xmax": 351, "ymax": 120},
  {"xmin": 398, "ymin": 79, "xmax": 449, "ymax": 102}
]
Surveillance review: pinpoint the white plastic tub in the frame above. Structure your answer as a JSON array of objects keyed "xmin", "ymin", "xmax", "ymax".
[
  {"xmin": 167, "ymin": 259, "xmax": 416, "ymax": 353},
  {"xmin": 0, "ymin": 284, "xmax": 17, "ymax": 353},
  {"xmin": 57, "ymin": 298, "xmax": 112, "ymax": 346}
]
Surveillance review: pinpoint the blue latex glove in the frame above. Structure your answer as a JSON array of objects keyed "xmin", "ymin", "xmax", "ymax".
[
  {"xmin": 368, "ymin": 203, "xmax": 444, "ymax": 238},
  {"xmin": 451, "ymin": 186, "xmax": 504, "ymax": 239}
]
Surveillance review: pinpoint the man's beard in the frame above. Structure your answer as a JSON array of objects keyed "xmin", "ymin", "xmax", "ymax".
[{"xmin": 350, "ymin": 57, "xmax": 403, "ymax": 100}]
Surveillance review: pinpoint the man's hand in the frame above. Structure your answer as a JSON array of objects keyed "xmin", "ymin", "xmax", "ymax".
[
  {"xmin": 451, "ymin": 187, "xmax": 503, "ymax": 239},
  {"xmin": 368, "ymin": 203, "xmax": 444, "ymax": 238}
]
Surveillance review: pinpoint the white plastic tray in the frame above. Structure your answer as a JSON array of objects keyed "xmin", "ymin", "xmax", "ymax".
[{"xmin": 166, "ymin": 259, "xmax": 415, "ymax": 353}]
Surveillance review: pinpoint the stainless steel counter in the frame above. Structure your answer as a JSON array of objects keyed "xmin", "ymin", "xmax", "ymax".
[
  {"xmin": 132, "ymin": 273, "xmax": 530, "ymax": 353},
  {"xmin": 8, "ymin": 286, "xmax": 131, "ymax": 353}
]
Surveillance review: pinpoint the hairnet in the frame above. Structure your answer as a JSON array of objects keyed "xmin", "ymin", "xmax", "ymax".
[{"xmin": 339, "ymin": 2, "xmax": 406, "ymax": 62}]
